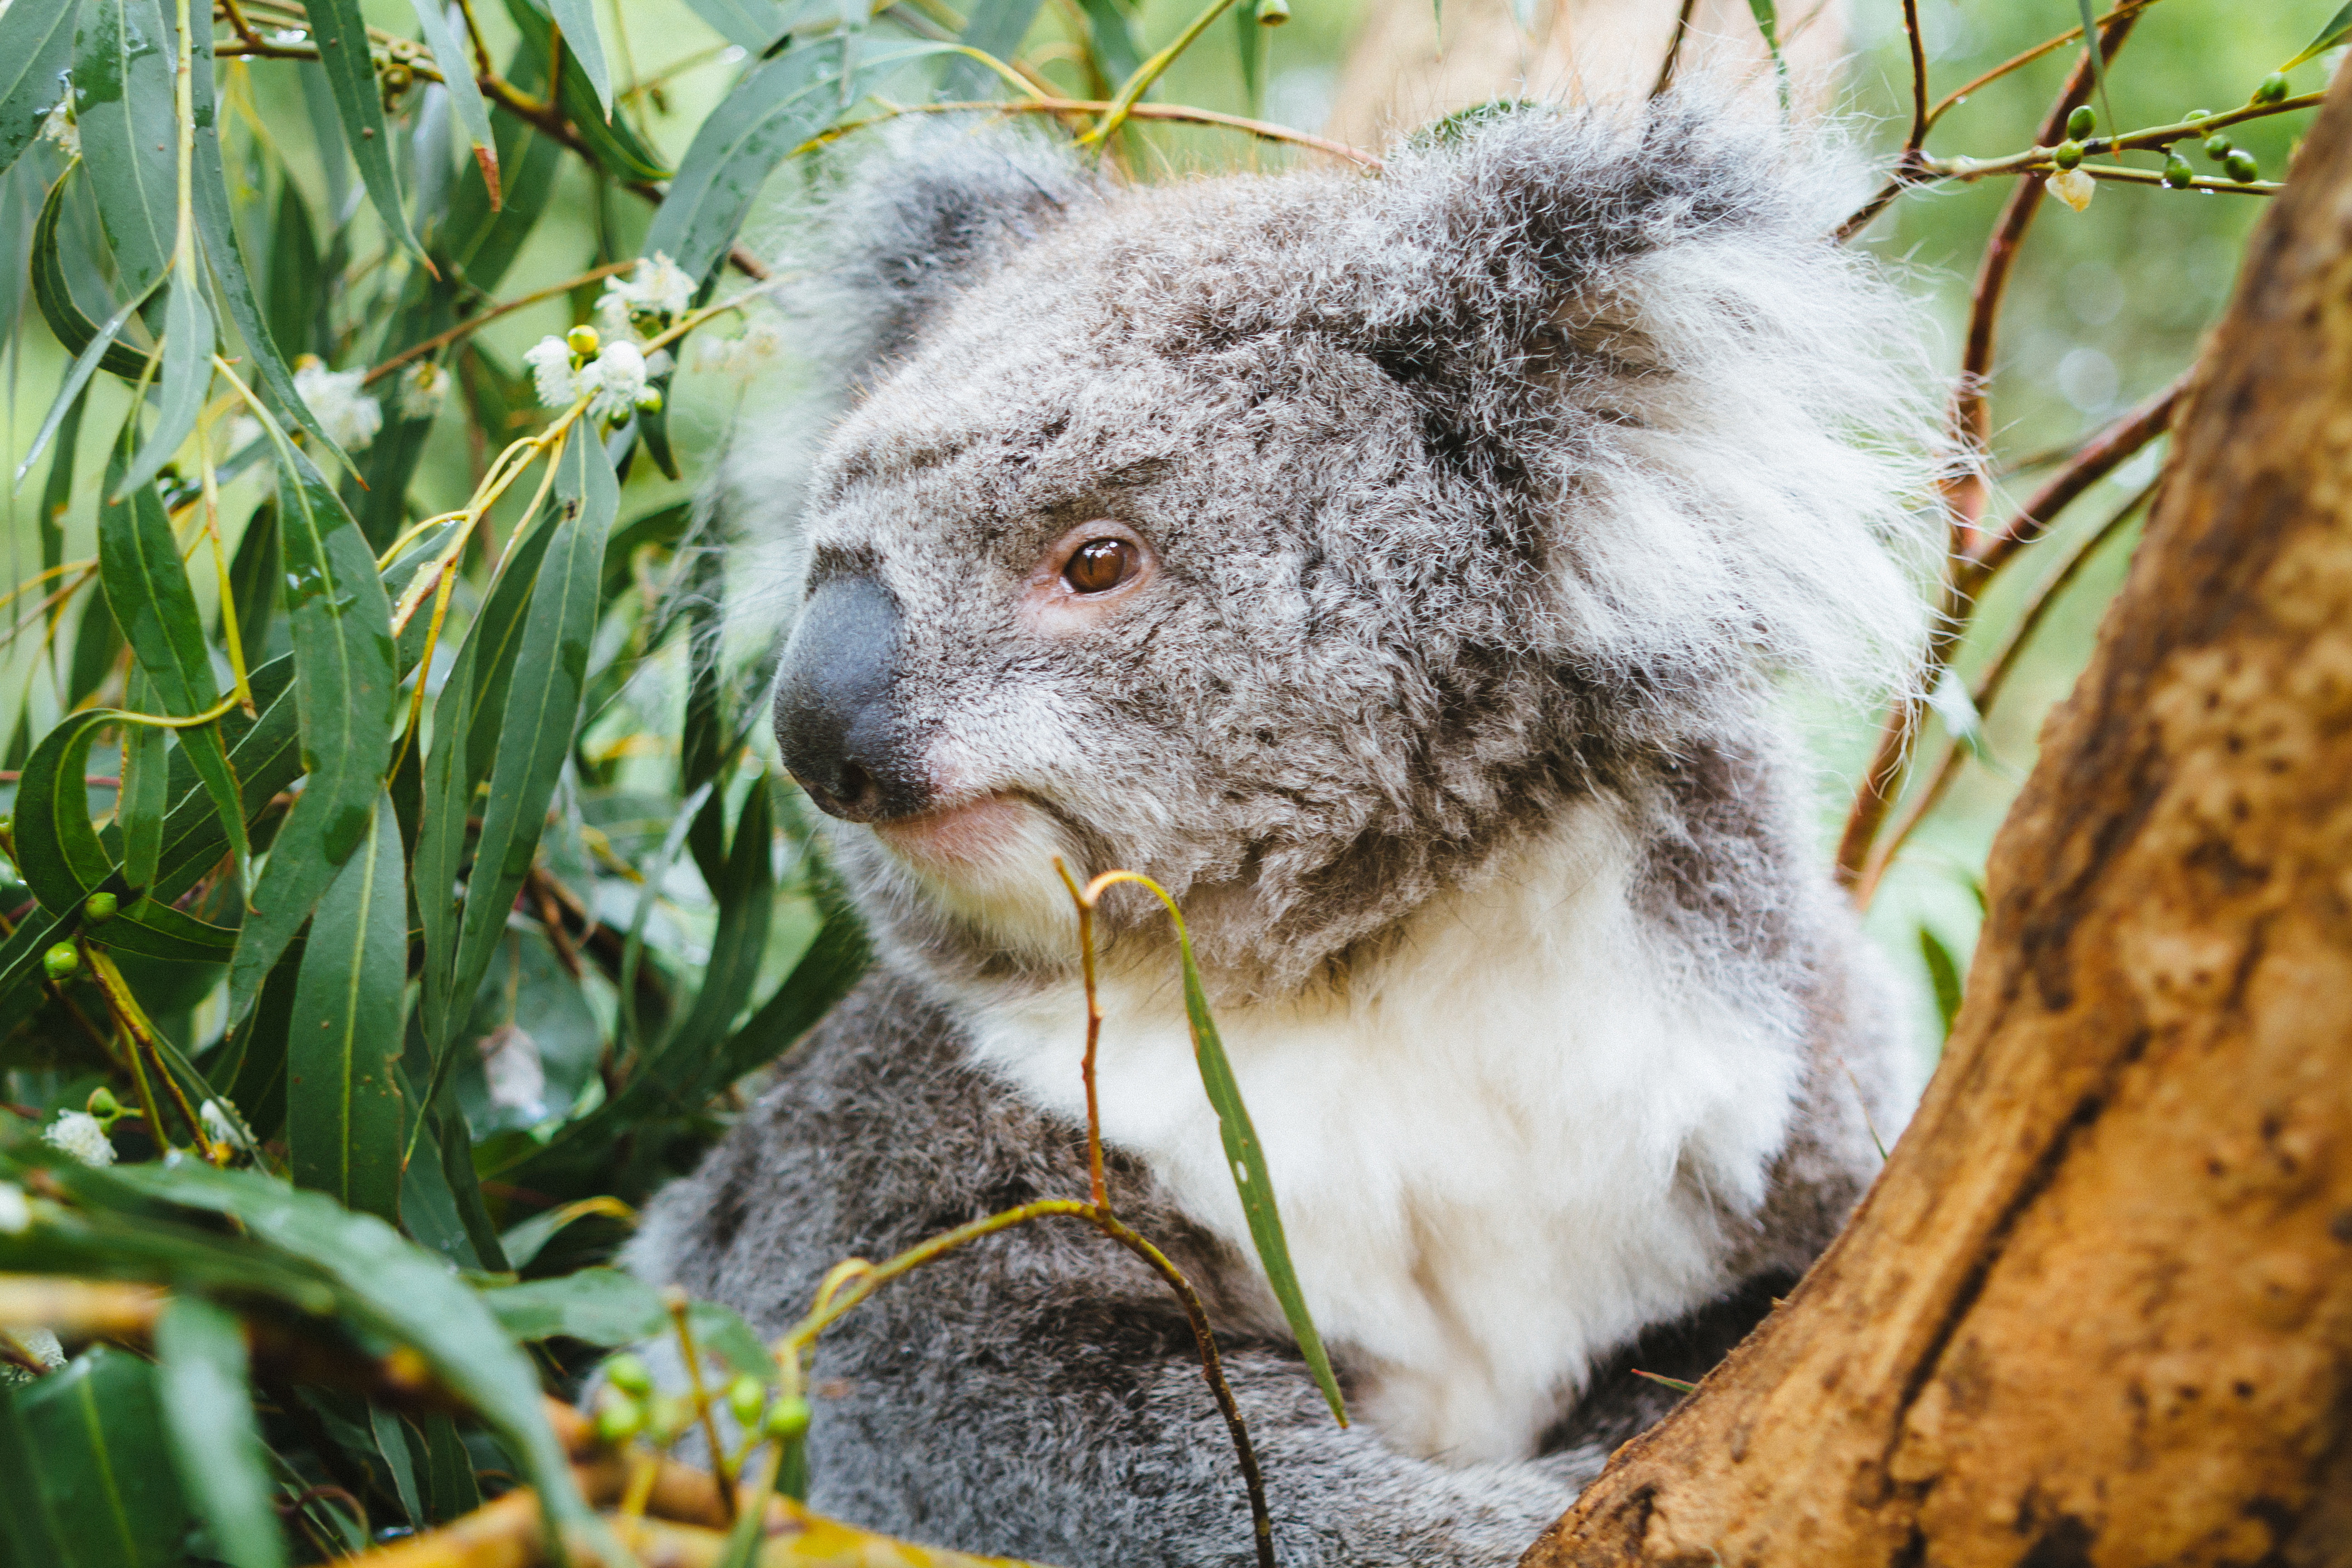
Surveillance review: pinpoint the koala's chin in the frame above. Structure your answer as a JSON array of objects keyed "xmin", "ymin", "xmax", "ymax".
[{"xmin": 640, "ymin": 93, "xmax": 1943, "ymax": 1568}]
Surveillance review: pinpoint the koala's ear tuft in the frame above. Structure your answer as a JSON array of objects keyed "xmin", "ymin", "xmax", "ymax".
[{"xmin": 791, "ymin": 120, "xmax": 1100, "ymax": 384}]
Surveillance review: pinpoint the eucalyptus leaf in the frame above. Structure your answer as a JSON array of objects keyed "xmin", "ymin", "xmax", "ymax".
[
  {"xmin": 156, "ymin": 1296, "xmax": 289, "ymax": 1568},
  {"xmin": 2282, "ymin": 3, "xmax": 2352, "ymax": 71},
  {"xmin": 72, "ymin": 0, "xmax": 176, "ymax": 302},
  {"xmin": 0, "ymin": 1345, "xmax": 188, "ymax": 1568},
  {"xmin": 114, "ymin": 272, "xmax": 212, "ymax": 501},
  {"xmin": 407, "ymin": 0, "xmax": 500, "ymax": 202},
  {"xmin": 307, "ymin": 0, "xmax": 428, "ymax": 262},
  {"xmin": 0, "ymin": 0, "xmax": 76, "ymax": 181},
  {"xmin": 548, "ymin": 0, "xmax": 617, "ymax": 118}
]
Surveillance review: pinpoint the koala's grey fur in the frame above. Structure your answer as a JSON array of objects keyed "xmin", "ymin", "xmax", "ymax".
[{"xmin": 637, "ymin": 93, "xmax": 1937, "ymax": 1568}]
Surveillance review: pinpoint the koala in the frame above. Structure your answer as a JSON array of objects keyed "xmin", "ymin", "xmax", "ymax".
[{"xmin": 633, "ymin": 93, "xmax": 1936, "ymax": 1568}]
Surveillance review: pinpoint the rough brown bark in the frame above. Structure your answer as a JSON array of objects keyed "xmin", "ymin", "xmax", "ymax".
[{"xmin": 1519, "ymin": 68, "xmax": 2352, "ymax": 1568}]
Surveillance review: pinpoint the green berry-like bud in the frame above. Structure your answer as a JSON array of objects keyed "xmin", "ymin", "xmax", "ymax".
[
  {"xmin": 86, "ymin": 1087, "xmax": 121, "ymax": 1118},
  {"xmin": 566, "ymin": 324, "xmax": 601, "ymax": 358},
  {"xmin": 2253, "ymin": 72, "xmax": 2288, "ymax": 107},
  {"xmin": 2185, "ymin": 107, "xmax": 2213, "ymax": 124},
  {"xmin": 2203, "ymin": 133, "xmax": 2233, "ymax": 161},
  {"xmin": 635, "ymin": 386, "xmax": 663, "ymax": 414},
  {"xmin": 764, "ymin": 1394, "xmax": 811, "ymax": 1440},
  {"xmin": 2067, "ymin": 104, "xmax": 2096, "ymax": 140},
  {"xmin": 2225, "ymin": 149, "xmax": 2260, "ymax": 183},
  {"xmin": 82, "ymin": 891, "xmax": 117, "ymax": 925},
  {"xmin": 603, "ymin": 1352, "xmax": 653, "ymax": 1395},
  {"xmin": 648, "ymin": 1393, "xmax": 694, "ymax": 1444},
  {"xmin": 2053, "ymin": 140, "xmax": 2083, "ymax": 170},
  {"xmin": 727, "ymin": 1374, "xmax": 767, "ymax": 1426},
  {"xmin": 594, "ymin": 1390, "xmax": 644, "ymax": 1444},
  {"xmin": 2162, "ymin": 153, "xmax": 2196, "ymax": 188},
  {"xmin": 42, "ymin": 943, "xmax": 78, "ymax": 980},
  {"xmin": 1255, "ymin": 0, "xmax": 1289, "ymax": 22}
]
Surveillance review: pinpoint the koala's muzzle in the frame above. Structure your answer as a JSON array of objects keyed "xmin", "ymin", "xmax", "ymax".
[{"xmin": 773, "ymin": 574, "xmax": 930, "ymax": 823}]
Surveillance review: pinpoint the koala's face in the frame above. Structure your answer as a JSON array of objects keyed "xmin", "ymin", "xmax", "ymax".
[
  {"xmin": 774, "ymin": 186, "xmax": 1483, "ymax": 976},
  {"xmin": 764, "ymin": 111, "xmax": 1931, "ymax": 989}
]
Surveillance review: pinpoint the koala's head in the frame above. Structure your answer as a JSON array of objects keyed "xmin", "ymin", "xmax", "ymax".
[{"xmin": 743, "ymin": 99, "xmax": 1936, "ymax": 998}]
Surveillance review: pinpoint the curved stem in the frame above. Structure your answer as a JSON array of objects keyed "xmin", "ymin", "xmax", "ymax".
[
  {"xmin": 1652, "ymin": 0, "xmax": 1699, "ymax": 98},
  {"xmin": 1081, "ymin": 0, "xmax": 1250, "ymax": 146}
]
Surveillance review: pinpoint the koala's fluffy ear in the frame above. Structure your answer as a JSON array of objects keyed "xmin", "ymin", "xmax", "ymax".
[{"xmin": 793, "ymin": 121, "xmax": 1099, "ymax": 385}]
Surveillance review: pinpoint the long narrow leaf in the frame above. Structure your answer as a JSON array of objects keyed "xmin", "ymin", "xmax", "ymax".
[
  {"xmin": 0, "ymin": 0, "xmax": 76, "ymax": 181},
  {"xmin": 11, "ymin": 709, "xmax": 122, "ymax": 911},
  {"xmin": 19, "ymin": 172, "xmax": 163, "ymax": 483},
  {"xmin": 73, "ymin": 0, "xmax": 176, "ymax": 299},
  {"xmin": 407, "ymin": 0, "xmax": 499, "ymax": 204},
  {"xmin": 288, "ymin": 795, "xmax": 407, "ymax": 1221},
  {"xmin": 2283, "ymin": 3, "xmax": 2352, "ymax": 70},
  {"xmin": 0, "ymin": 1345, "xmax": 187, "ymax": 1568},
  {"xmin": 155, "ymin": 1297, "xmax": 289, "ymax": 1568},
  {"xmin": 119, "ymin": 671, "xmax": 167, "ymax": 889},
  {"xmin": 307, "ymin": 0, "xmax": 427, "ymax": 262},
  {"xmin": 681, "ymin": 0, "xmax": 791, "ymax": 50},
  {"xmin": 548, "ymin": 0, "xmax": 615, "ymax": 118},
  {"xmin": 500, "ymin": 0, "xmax": 669, "ymax": 181},
  {"xmin": 116, "ymin": 274, "xmax": 213, "ymax": 500},
  {"xmin": 442, "ymin": 432, "xmax": 615, "ymax": 1044},
  {"xmin": 653, "ymin": 778, "xmax": 774, "ymax": 1071},
  {"xmin": 226, "ymin": 444, "xmax": 397, "ymax": 1024}
]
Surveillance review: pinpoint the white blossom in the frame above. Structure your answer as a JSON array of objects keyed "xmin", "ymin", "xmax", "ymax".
[
  {"xmin": 398, "ymin": 360, "xmax": 451, "ymax": 421},
  {"xmin": 200, "ymin": 1098, "xmax": 244, "ymax": 1152},
  {"xmin": 39, "ymin": 93, "xmax": 78, "ymax": 160},
  {"xmin": 293, "ymin": 358, "xmax": 383, "ymax": 451},
  {"xmin": 0, "ymin": 1182, "xmax": 29, "ymax": 1235},
  {"xmin": 43, "ymin": 1110, "xmax": 114, "ymax": 1167},
  {"xmin": 602, "ymin": 252, "xmax": 697, "ymax": 323},
  {"xmin": 2045, "ymin": 168, "xmax": 2095, "ymax": 212},
  {"xmin": 480, "ymin": 1024, "xmax": 548, "ymax": 1122},
  {"xmin": 524, "ymin": 335, "xmax": 580, "ymax": 407},
  {"xmin": 222, "ymin": 414, "xmax": 264, "ymax": 455},
  {"xmin": 578, "ymin": 340, "xmax": 670, "ymax": 421},
  {"xmin": 696, "ymin": 314, "xmax": 785, "ymax": 379}
]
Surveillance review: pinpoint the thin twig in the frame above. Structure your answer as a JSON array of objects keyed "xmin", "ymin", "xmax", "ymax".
[
  {"xmin": 820, "ymin": 97, "xmax": 1380, "ymax": 168},
  {"xmin": 1651, "ymin": 0, "xmax": 1700, "ymax": 98},
  {"xmin": 1923, "ymin": 0, "xmax": 2158, "ymax": 133},
  {"xmin": 1901, "ymin": 0, "xmax": 1928, "ymax": 157},
  {"xmin": 364, "ymin": 262, "xmax": 634, "ymax": 386}
]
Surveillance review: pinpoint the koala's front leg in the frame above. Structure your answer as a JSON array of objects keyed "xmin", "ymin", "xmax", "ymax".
[{"xmin": 794, "ymin": 1236, "xmax": 1578, "ymax": 1568}]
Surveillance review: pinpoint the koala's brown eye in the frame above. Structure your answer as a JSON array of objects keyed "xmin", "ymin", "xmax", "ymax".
[{"xmin": 1063, "ymin": 537, "xmax": 1137, "ymax": 595}]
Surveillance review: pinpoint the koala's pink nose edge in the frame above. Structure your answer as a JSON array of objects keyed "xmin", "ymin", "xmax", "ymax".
[{"xmin": 773, "ymin": 572, "xmax": 932, "ymax": 823}]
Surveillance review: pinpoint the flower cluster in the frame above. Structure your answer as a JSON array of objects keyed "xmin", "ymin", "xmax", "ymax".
[
  {"xmin": 524, "ymin": 326, "xmax": 671, "ymax": 422},
  {"xmin": 294, "ymin": 356, "xmax": 384, "ymax": 451},
  {"xmin": 43, "ymin": 1110, "xmax": 114, "ymax": 1167},
  {"xmin": 597, "ymin": 251, "xmax": 697, "ymax": 343},
  {"xmin": 696, "ymin": 313, "xmax": 786, "ymax": 381},
  {"xmin": 398, "ymin": 360, "xmax": 451, "ymax": 421}
]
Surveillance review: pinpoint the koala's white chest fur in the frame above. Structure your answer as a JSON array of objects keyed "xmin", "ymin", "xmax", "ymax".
[{"xmin": 962, "ymin": 804, "xmax": 1803, "ymax": 1465}]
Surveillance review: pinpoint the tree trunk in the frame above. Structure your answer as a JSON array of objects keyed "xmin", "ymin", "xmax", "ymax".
[
  {"xmin": 1521, "ymin": 69, "xmax": 2352, "ymax": 1568},
  {"xmin": 1322, "ymin": 0, "xmax": 1846, "ymax": 152}
]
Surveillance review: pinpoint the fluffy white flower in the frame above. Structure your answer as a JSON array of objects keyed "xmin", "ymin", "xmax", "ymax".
[
  {"xmin": 39, "ymin": 95, "xmax": 78, "ymax": 161},
  {"xmin": 603, "ymin": 252, "xmax": 697, "ymax": 322},
  {"xmin": 200, "ymin": 1098, "xmax": 245, "ymax": 1152},
  {"xmin": 2045, "ymin": 168, "xmax": 2095, "ymax": 212},
  {"xmin": 524, "ymin": 335, "xmax": 580, "ymax": 407},
  {"xmin": 480, "ymin": 1024, "xmax": 548, "ymax": 1122},
  {"xmin": 293, "ymin": 358, "xmax": 382, "ymax": 451},
  {"xmin": 222, "ymin": 414, "xmax": 264, "ymax": 455},
  {"xmin": 696, "ymin": 314, "xmax": 785, "ymax": 379},
  {"xmin": 43, "ymin": 1111, "xmax": 114, "ymax": 1167},
  {"xmin": 0, "ymin": 1181, "xmax": 29, "ymax": 1235},
  {"xmin": 398, "ymin": 361, "xmax": 451, "ymax": 421},
  {"xmin": 578, "ymin": 340, "xmax": 670, "ymax": 420}
]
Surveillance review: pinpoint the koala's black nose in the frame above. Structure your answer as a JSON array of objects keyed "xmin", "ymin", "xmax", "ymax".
[{"xmin": 773, "ymin": 573, "xmax": 931, "ymax": 823}]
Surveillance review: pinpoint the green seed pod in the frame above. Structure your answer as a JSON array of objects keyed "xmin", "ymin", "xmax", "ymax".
[
  {"xmin": 2225, "ymin": 149, "xmax": 2259, "ymax": 183},
  {"xmin": 86, "ymin": 1087, "xmax": 121, "ymax": 1119},
  {"xmin": 595, "ymin": 1390, "xmax": 644, "ymax": 1444},
  {"xmin": 566, "ymin": 324, "xmax": 601, "ymax": 358},
  {"xmin": 2067, "ymin": 104, "xmax": 2096, "ymax": 141},
  {"xmin": 2184, "ymin": 108, "xmax": 2214, "ymax": 124},
  {"xmin": 635, "ymin": 386, "xmax": 663, "ymax": 414},
  {"xmin": 1255, "ymin": 0, "xmax": 1289, "ymax": 23},
  {"xmin": 764, "ymin": 1395, "xmax": 812, "ymax": 1440},
  {"xmin": 42, "ymin": 943, "xmax": 78, "ymax": 980},
  {"xmin": 2162, "ymin": 153, "xmax": 2196, "ymax": 188},
  {"xmin": 2253, "ymin": 72, "xmax": 2288, "ymax": 106},
  {"xmin": 728, "ymin": 1375, "xmax": 767, "ymax": 1426},
  {"xmin": 2053, "ymin": 140, "xmax": 2083, "ymax": 170},
  {"xmin": 82, "ymin": 891, "xmax": 118, "ymax": 925},
  {"xmin": 604, "ymin": 1352, "xmax": 653, "ymax": 1395},
  {"xmin": 2202, "ymin": 133, "xmax": 2233, "ymax": 161},
  {"xmin": 648, "ymin": 1393, "xmax": 695, "ymax": 1444}
]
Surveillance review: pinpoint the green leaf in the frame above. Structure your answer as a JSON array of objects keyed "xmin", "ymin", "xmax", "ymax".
[
  {"xmin": 90, "ymin": 1161, "xmax": 607, "ymax": 1555},
  {"xmin": 115, "ymin": 272, "xmax": 214, "ymax": 500},
  {"xmin": 73, "ymin": 0, "xmax": 176, "ymax": 301},
  {"xmin": 1078, "ymin": 0, "xmax": 1142, "ymax": 92},
  {"xmin": 11, "ymin": 708, "xmax": 121, "ymax": 911},
  {"xmin": 407, "ymin": 0, "xmax": 500, "ymax": 201},
  {"xmin": 2283, "ymin": 3, "xmax": 2352, "ymax": 70},
  {"xmin": 98, "ymin": 422, "xmax": 252, "ymax": 895},
  {"xmin": 442, "ymin": 431, "xmax": 615, "ymax": 1046},
  {"xmin": 19, "ymin": 171, "xmax": 162, "ymax": 485},
  {"xmin": 102, "ymin": 897, "xmax": 241, "ymax": 963},
  {"xmin": 308, "ymin": 0, "xmax": 426, "ymax": 262},
  {"xmin": 288, "ymin": 794, "xmax": 408, "ymax": 1222},
  {"xmin": 642, "ymin": 40, "xmax": 848, "ymax": 285},
  {"xmin": 548, "ymin": 0, "xmax": 616, "ymax": 118},
  {"xmin": 226, "ymin": 443, "xmax": 398, "ymax": 1024},
  {"xmin": 208, "ymin": 936, "xmax": 304, "ymax": 1144},
  {"xmin": 2075, "ymin": 0, "xmax": 2108, "ymax": 111},
  {"xmin": 1746, "ymin": 0, "xmax": 1788, "ymax": 111},
  {"xmin": 482, "ymin": 1265, "xmax": 666, "ymax": 1343},
  {"xmin": 419, "ymin": 1414, "xmax": 482, "ymax": 1523},
  {"xmin": 155, "ymin": 1297, "xmax": 289, "ymax": 1568},
  {"xmin": 681, "ymin": 0, "xmax": 792, "ymax": 51},
  {"xmin": 264, "ymin": 183, "xmax": 323, "ymax": 364},
  {"xmin": 0, "ymin": 0, "xmax": 76, "ymax": 181},
  {"xmin": 1919, "ymin": 924, "xmax": 1965, "ymax": 1039},
  {"xmin": 655, "ymin": 778, "xmax": 774, "ymax": 1070},
  {"xmin": 119, "ymin": 673, "xmax": 167, "ymax": 890},
  {"xmin": 500, "ymin": 0, "xmax": 670, "ymax": 181},
  {"xmin": 1174, "ymin": 918, "xmax": 1348, "ymax": 1426},
  {"xmin": 36, "ymin": 375, "xmax": 88, "ymax": 578},
  {"xmin": 0, "ymin": 1345, "xmax": 188, "ymax": 1568},
  {"xmin": 188, "ymin": 20, "xmax": 350, "ymax": 470},
  {"xmin": 946, "ymin": 0, "xmax": 1045, "ymax": 97}
]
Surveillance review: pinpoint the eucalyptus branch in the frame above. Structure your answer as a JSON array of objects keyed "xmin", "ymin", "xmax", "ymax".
[
  {"xmin": 1651, "ymin": 0, "xmax": 1699, "ymax": 98},
  {"xmin": 1923, "ymin": 0, "xmax": 2160, "ymax": 133},
  {"xmin": 1083, "ymin": 0, "xmax": 1251, "ymax": 146},
  {"xmin": 1923, "ymin": 93, "xmax": 2322, "ymax": 184},
  {"xmin": 364, "ymin": 262, "xmax": 636, "ymax": 386},
  {"xmin": 817, "ymin": 97, "xmax": 1381, "ymax": 168}
]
